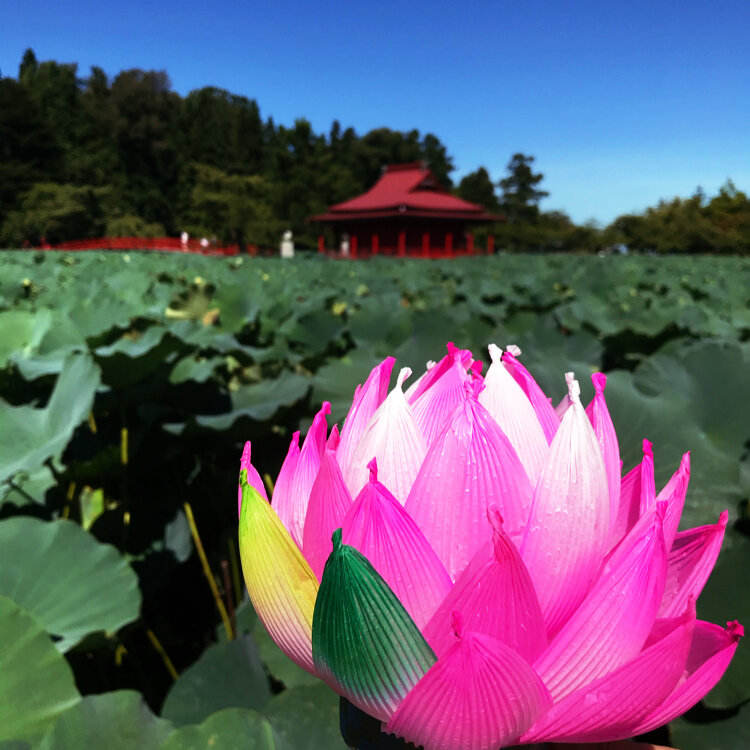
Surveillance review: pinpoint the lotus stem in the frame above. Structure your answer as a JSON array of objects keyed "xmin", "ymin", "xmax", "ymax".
[
  {"xmin": 120, "ymin": 427, "xmax": 128, "ymax": 465},
  {"xmin": 221, "ymin": 560, "xmax": 237, "ymax": 635},
  {"xmin": 146, "ymin": 628, "xmax": 179, "ymax": 681},
  {"xmin": 183, "ymin": 501, "xmax": 233, "ymax": 640},
  {"xmin": 262, "ymin": 472, "xmax": 274, "ymax": 497},
  {"xmin": 228, "ymin": 536, "xmax": 242, "ymax": 606}
]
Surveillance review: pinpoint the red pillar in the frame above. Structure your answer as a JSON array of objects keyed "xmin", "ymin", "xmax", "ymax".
[
  {"xmin": 372, "ymin": 233, "xmax": 379, "ymax": 256},
  {"xmin": 398, "ymin": 231, "xmax": 406, "ymax": 257},
  {"xmin": 351, "ymin": 234, "xmax": 358, "ymax": 259},
  {"xmin": 487, "ymin": 235, "xmax": 494, "ymax": 255},
  {"xmin": 467, "ymin": 233, "xmax": 474, "ymax": 255},
  {"xmin": 318, "ymin": 235, "xmax": 325, "ymax": 254},
  {"xmin": 445, "ymin": 232, "xmax": 453, "ymax": 258},
  {"xmin": 422, "ymin": 232, "xmax": 430, "ymax": 258}
]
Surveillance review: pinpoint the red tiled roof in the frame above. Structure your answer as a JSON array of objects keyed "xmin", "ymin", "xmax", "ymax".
[{"xmin": 311, "ymin": 163, "xmax": 502, "ymax": 222}]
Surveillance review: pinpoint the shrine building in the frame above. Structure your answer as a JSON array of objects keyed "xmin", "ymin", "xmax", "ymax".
[{"xmin": 309, "ymin": 163, "xmax": 503, "ymax": 258}]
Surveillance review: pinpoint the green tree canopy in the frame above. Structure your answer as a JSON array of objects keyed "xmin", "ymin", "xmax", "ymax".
[
  {"xmin": 498, "ymin": 153, "xmax": 549, "ymax": 223},
  {"xmin": 455, "ymin": 167, "xmax": 500, "ymax": 211}
]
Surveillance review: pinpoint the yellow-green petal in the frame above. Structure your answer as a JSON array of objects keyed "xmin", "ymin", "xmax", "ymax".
[{"xmin": 239, "ymin": 471, "xmax": 319, "ymax": 672}]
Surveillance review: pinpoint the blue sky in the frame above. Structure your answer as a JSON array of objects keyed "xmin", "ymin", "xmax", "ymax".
[{"xmin": 3, "ymin": 0, "xmax": 748, "ymax": 225}]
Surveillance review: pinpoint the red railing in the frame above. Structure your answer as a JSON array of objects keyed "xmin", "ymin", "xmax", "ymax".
[
  {"xmin": 40, "ymin": 237, "xmax": 248, "ymax": 256},
  {"xmin": 319, "ymin": 234, "xmax": 495, "ymax": 260}
]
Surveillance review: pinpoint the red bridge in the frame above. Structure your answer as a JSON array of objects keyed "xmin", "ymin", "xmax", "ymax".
[{"xmin": 40, "ymin": 237, "xmax": 246, "ymax": 255}]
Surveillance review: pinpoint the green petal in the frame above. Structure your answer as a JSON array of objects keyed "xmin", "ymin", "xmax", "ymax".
[{"xmin": 312, "ymin": 529, "xmax": 436, "ymax": 721}]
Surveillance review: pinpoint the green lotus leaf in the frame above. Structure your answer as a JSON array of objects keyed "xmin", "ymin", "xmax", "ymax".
[
  {"xmin": 169, "ymin": 355, "xmax": 223, "ymax": 385},
  {"xmin": 695, "ymin": 529, "xmax": 750, "ymax": 708},
  {"xmin": 348, "ymin": 296, "xmax": 412, "ymax": 352},
  {"xmin": 163, "ymin": 509, "xmax": 193, "ymax": 563},
  {"xmin": 161, "ymin": 636, "xmax": 271, "ymax": 726},
  {"xmin": 38, "ymin": 691, "xmax": 173, "ymax": 750},
  {"xmin": 392, "ymin": 309, "xmax": 492, "ymax": 374},
  {"xmin": 263, "ymin": 684, "xmax": 346, "ymax": 750},
  {"xmin": 252, "ymin": 618, "xmax": 320, "ymax": 689},
  {"xmin": 192, "ymin": 371, "xmax": 310, "ymax": 430},
  {"xmin": 209, "ymin": 281, "xmax": 264, "ymax": 333},
  {"xmin": 671, "ymin": 701, "xmax": 750, "ymax": 750},
  {"xmin": 311, "ymin": 348, "xmax": 385, "ymax": 425},
  {"xmin": 0, "ymin": 352, "xmax": 100, "ymax": 483},
  {"xmin": 94, "ymin": 326, "xmax": 183, "ymax": 387},
  {"xmin": 0, "ymin": 466, "xmax": 55, "ymax": 510},
  {"xmin": 159, "ymin": 707, "xmax": 290, "ymax": 750},
  {"xmin": 277, "ymin": 309, "xmax": 346, "ymax": 355},
  {"xmin": 0, "ymin": 517, "xmax": 141, "ymax": 652},
  {"xmin": 67, "ymin": 289, "xmax": 142, "ymax": 341},
  {"xmin": 0, "ymin": 595, "xmax": 80, "ymax": 746},
  {"xmin": 0, "ymin": 309, "xmax": 55, "ymax": 368}
]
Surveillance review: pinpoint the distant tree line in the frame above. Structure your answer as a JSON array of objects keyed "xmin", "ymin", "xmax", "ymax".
[{"xmin": 1, "ymin": 49, "xmax": 749, "ymax": 254}]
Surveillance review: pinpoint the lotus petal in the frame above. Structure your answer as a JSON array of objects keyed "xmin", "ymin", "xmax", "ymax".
[
  {"xmin": 407, "ymin": 343, "xmax": 473, "ymax": 405},
  {"xmin": 534, "ymin": 503, "xmax": 667, "ymax": 700},
  {"xmin": 478, "ymin": 343, "xmax": 549, "ymax": 485},
  {"xmin": 631, "ymin": 620, "xmax": 744, "ymax": 735},
  {"xmin": 585, "ymin": 372, "xmax": 621, "ymax": 527},
  {"xmin": 273, "ymin": 402, "xmax": 330, "ymax": 546},
  {"xmin": 410, "ymin": 344, "xmax": 474, "ymax": 448},
  {"xmin": 337, "ymin": 357, "xmax": 395, "ymax": 475},
  {"xmin": 387, "ymin": 614, "xmax": 551, "ymax": 750},
  {"xmin": 523, "ymin": 603, "xmax": 694, "ymax": 743},
  {"xmin": 302, "ymin": 448, "xmax": 353, "ymax": 581},
  {"xmin": 312, "ymin": 529, "xmax": 436, "ymax": 722},
  {"xmin": 521, "ymin": 374, "xmax": 610, "ymax": 633},
  {"xmin": 237, "ymin": 440, "xmax": 268, "ymax": 517},
  {"xmin": 657, "ymin": 451, "xmax": 690, "ymax": 552},
  {"xmin": 422, "ymin": 505, "xmax": 547, "ymax": 662},
  {"xmin": 344, "ymin": 368, "xmax": 427, "ymax": 503},
  {"xmin": 406, "ymin": 392, "xmax": 533, "ymax": 578},
  {"xmin": 238, "ymin": 472, "xmax": 318, "ymax": 672},
  {"xmin": 659, "ymin": 511, "xmax": 728, "ymax": 618},
  {"xmin": 502, "ymin": 345, "xmax": 560, "ymax": 443},
  {"xmin": 342, "ymin": 460, "xmax": 452, "ymax": 629}
]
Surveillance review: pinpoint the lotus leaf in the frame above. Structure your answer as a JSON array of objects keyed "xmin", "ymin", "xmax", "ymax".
[
  {"xmin": 0, "ymin": 352, "xmax": 100, "ymax": 482},
  {"xmin": 38, "ymin": 691, "xmax": 173, "ymax": 750},
  {"xmin": 0, "ymin": 517, "xmax": 141, "ymax": 651},
  {"xmin": 0, "ymin": 595, "xmax": 80, "ymax": 745},
  {"xmin": 161, "ymin": 636, "xmax": 271, "ymax": 726},
  {"xmin": 159, "ymin": 708, "xmax": 291, "ymax": 750},
  {"xmin": 263, "ymin": 684, "xmax": 346, "ymax": 750}
]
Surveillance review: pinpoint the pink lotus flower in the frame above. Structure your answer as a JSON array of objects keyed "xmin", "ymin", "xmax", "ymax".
[{"xmin": 238, "ymin": 343, "xmax": 742, "ymax": 750}]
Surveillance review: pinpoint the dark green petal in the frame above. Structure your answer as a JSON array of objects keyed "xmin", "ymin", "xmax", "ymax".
[{"xmin": 312, "ymin": 529, "xmax": 436, "ymax": 721}]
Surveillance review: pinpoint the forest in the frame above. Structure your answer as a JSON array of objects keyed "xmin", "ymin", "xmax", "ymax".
[{"xmin": 1, "ymin": 48, "xmax": 750, "ymax": 254}]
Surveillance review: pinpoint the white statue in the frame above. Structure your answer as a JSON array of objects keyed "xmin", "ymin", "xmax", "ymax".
[{"xmin": 280, "ymin": 230, "xmax": 294, "ymax": 258}]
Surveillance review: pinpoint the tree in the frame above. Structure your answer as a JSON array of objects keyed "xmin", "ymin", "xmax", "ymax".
[
  {"xmin": 0, "ymin": 78, "xmax": 61, "ymax": 218},
  {"xmin": 18, "ymin": 48, "xmax": 38, "ymax": 79},
  {"xmin": 455, "ymin": 167, "xmax": 500, "ymax": 211},
  {"xmin": 175, "ymin": 87, "xmax": 264, "ymax": 175},
  {"xmin": 498, "ymin": 153, "xmax": 549, "ymax": 222},
  {"xmin": 185, "ymin": 163, "xmax": 280, "ymax": 249},
  {"xmin": 106, "ymin": 69, "xmax": 181, "ymax": 227},
  {"xmin": 0, "ymin": 182, "xmax": 105, "ymax": 245}
]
